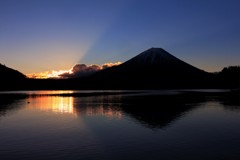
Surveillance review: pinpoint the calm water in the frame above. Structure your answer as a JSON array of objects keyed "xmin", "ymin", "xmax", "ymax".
[{"xmin": 0, "ymin": 91, "xmax": 240, "ymax": 160}]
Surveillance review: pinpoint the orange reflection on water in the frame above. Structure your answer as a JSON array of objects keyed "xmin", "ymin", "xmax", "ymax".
[
  {"xmin": 27, "ymin": 96, "xmax": 75, "ymax": 115},
  {"xmin": 26, "ymin": 94, "xmax": 123, "ymax": 119}
]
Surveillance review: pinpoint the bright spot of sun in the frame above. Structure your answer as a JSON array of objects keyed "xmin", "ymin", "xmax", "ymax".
[{"xmin": 48, "ymin": 69, "xmax": 73, "ymax": 78}]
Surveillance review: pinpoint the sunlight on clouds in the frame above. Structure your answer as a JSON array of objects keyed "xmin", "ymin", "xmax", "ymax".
[
  {"xmin": 27, "ymin": 69, "xmax": 73, "ymax": 79},
  {"xmin": 48, "ymin": 69, "xmax": 73, "ymax": 78},
  {"xmin": 27, "ymin": 62, "xmax": 122, "ymax": 79},
  {"xmin": 102, "ymin": 62, "xmax": 122, "ymax": 69}
]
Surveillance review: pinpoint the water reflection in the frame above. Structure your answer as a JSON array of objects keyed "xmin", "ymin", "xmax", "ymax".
[
  {"xmin": 218, "ymin": 96, "xmax": 240, "ymax": 111},
  {"xmin": 0, "ymin": 95, "xmax": 26, "ymax": 118},
  {"xmin": 78, "ymin": 105, "xmax": 122, "ymax": 119},
  {"xmin": 0, "ymin": 93, "xmax": 205, "ymax": 129},
  {"xmin": 118, "ymin": 94, "xmax": 205, "ymax": 129},
  {"xmin": 1, "ymin": 91, "xmax": 240, "ymax": 160},
  {"xmin": 26, "ymin": 96, "xmax": 75, "ymax": 114},
  {"xmin": 24, "ymin": 95, "xmax": 122, "ymax": 119},
  {"xmin": 73, "ymin": 96, "xmax": 123, "ymax": 119},
  {"xmin": 1, "ymin": 91, "xmax": 240, "ymax": 129}
]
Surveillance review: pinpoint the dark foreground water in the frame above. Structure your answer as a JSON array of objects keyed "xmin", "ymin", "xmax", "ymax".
[{"xmin": 0, "ymin": 90, "xmax": 240, "ymax": 160}]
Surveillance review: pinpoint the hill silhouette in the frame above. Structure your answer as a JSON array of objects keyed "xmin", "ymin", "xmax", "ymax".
[
  {"xmin": 0, "ymin": 64, "xmax": 26, "ymax": 80},
  {"xmin": 217, "ymin": 66, "xmax": 240, "ymax": 88},
  {"xmin": 0, "ymin": 64, "xmax": 26, "ymax": 90},
  {"xmin": 89, "ymin": 48, "xmax": 213, "ymax": 89}
]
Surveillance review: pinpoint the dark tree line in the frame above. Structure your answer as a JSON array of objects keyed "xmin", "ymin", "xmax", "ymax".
[{"xmin": 216, "ymin": 66, "xmax": 240, "ymax": 88}]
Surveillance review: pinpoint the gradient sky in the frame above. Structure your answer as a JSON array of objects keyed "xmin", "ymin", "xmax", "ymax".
[{"xmin": 0, "ymin": 0, "xmax": 240, "ymax": 74}]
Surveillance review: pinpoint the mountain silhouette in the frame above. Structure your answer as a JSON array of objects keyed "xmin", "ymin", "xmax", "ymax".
[
  {"xmin": 0, "ymin": 64, "xmax": 26, "ymax": 80},
  {"xmin": 1, "ymin": 48, "xmax": 237, "ymax": 90},
  {"xmin": 0, "ymin": 64, "xmax": 26, "ymax": 90},
  {"xmin": 90, "ymin": 48, "xmax": 212, "ymax": 89}
]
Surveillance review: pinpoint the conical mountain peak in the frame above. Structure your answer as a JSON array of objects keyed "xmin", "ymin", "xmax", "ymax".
[
  {"xmin": 123, "ymin": 47, "xmax": 185, "ymax": 66},
  {"xmin": 138, "ymin": 48, "xmax": 175, "ymax": 60},
  {"xmin": 140, "ymin": 47, "xmax": 168, "ymax": 54},
  {"xmin": 91, "ymin": 47, "xmax": 211, "ymax": 89}
]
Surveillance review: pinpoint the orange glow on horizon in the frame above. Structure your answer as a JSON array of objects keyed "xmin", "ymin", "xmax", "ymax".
[
  {"xmin": 27, "ymin": 69, "xmax": 73, "ymax": 79},
  {"xmin": 26, "ymin": 62, "xmax": 122, "ymax": 79}
]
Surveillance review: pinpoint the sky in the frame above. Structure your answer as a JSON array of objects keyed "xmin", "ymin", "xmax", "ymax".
[{"xmin": 0, "ymin": 0, "xmax": 240, "ymax": 75}]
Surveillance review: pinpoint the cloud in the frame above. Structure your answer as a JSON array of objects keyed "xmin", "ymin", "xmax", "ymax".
[
  {"xmin": 59, "ymin": 62, "xmax": 122, "ymax": 78},
  {"xmin": 27, "ymin": 62, "xmax": 122, "ymax": 79},
  {"xmin": 26, "ymin": 69, "xmax": 72, "ymax": 79},
  {"xmin": 60, "ymin": 64, "xmax": 101, "ymax": 78},
  {"xmin": 102, "ymin": 62, "xmax": 122, "ymax": 69},
  {"xmin": 26, "ymin": 71, "xmax": 50, "ymax": 79}
]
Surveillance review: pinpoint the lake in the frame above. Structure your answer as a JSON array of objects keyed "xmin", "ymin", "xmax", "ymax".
[{"xmin": 0, "ymin": 90, "xmax": 240, "ymax": 160}]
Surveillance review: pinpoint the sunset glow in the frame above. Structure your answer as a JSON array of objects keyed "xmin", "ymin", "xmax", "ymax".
[
  {"xmin": 27, "ymin": 69, "xmax": 73, "ymax": 79},
  {"xmin": 27, "ymin": 62, "xmax": 122, "ymax": 79}
]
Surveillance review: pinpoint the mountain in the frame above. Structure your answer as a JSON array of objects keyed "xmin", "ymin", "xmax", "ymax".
[
  {"xmin": 0, "ymin": 64, "xmax": 26, "ymax": 80},
  {"xmin": 89, "ymin": 48, "xmax": 213, "ymax": 89},
  {"xmin": 0, "ymin": 64, "xmax": 26, "ymax": 90}
]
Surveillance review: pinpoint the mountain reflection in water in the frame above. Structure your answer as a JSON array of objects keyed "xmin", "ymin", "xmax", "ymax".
[
  {"xmin": 1, "ymin": 91, "xmax": 240, "ymax": 160},
  {"xmin": 1, "ymin": 91, "xmax": 239, "ymax": 129}
]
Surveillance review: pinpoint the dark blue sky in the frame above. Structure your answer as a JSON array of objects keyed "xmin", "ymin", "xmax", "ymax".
[{"xmin": 0, "ymin": 0, "xmax": 240, "ymax": 73}]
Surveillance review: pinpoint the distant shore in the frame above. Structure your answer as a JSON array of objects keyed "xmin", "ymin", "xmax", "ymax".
[{"xmin": 0, "ymin": 89, "xmax": 239, "ymax": 98}]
